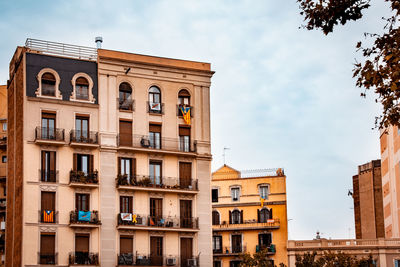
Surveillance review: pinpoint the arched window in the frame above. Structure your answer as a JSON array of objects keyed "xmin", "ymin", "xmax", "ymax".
[
  {"xmin": 148, "ymin": 86, "xmax": 162, "ymax": 113},
  {"xmin": 178, "ymin": 89, "xmax": 190, "ymax": 106},
  {"xmin": 259, "ymin": 208, "xmax": 270, "ymax": 223},
  {"xmin": 231, "ymin": 210, "xmax": 241, "ymax": 224},
  {"xmin": 212, "ymin": 211, "xmax": 220, "ymax": 225},
  {"xmin": 75, "ymin": 77, "xmax": 89, "ymax": 100},
  {"xmin": 119, "ymin": 82, "xmax": 133, "ymax": 110},
  {"xmin": 41, "ymin": 73, "xmax": 56, "ymax": 96}
]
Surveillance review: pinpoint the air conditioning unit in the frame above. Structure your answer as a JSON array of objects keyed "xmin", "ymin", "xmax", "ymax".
[
  {"xmin": 166, "ymin": 257, "xmax": 176, "ymax": 266},
  {"xmin": 188, "ymin": 258, "xmax": 197, "ymax": 267}
]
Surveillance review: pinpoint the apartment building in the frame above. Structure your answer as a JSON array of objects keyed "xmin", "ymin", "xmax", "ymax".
[
  {"xmin": 0, "ymin": 85, "xmax": 6, "ymax": 266},
  {"xmin": 6, "ymin": 38, "xmax": 213, "ymax": 267},
  {"xmin": 380, "ymin": 126, "xmax": 400, "ymax": 238},
  {"xmin": 211, "ymin": 165, "xmax": 288, "ymax": 267},
  {"xmin": 352, "ymin": 160, "xmax": 384, "ymax": 239}
]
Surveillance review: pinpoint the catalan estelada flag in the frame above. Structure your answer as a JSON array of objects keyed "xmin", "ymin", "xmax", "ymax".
[
  {"xmin": 43, "ymin": 210, "xmax": 54, "ymax": 223},
  {"xmin": 180, "ymin": 107, "xmax": 191, "ymax": 125}
]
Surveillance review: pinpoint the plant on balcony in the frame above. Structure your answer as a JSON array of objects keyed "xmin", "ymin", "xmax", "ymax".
[
  {"xmin": 295, "ymin": 252, "xmax": 375, "ymax": 267},
  {"xmin": 77, "ymin": 171, "xmax": 86, "ymax": 183},
  {"xmin": 239, "ymin": 248, "xmax": 286, "ymax": 267},
  {"xmin": 140, "ymin": 177, "xmax": 152, "ymax": 187},
  {"xmin": 116, "ymin": 174, "xmax": 129, "ymax": 185}
]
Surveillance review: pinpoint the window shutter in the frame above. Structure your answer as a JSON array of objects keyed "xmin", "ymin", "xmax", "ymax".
[
  {"xmin": 118, "ymin": 157, "xmax": 121, "ymax": 174},
  {"xmin": 50, "ymin": 152, "xmax": 56, "ymax": 172},
  {"xmin": 257, "ymin": 209, "xmax": 260, "ymax": 223},
  {"xmin": 40, "ymin": 234, "xmax": 55, "ymax": 254},
  {"xmin": 269, "ymin": 208, "xmax": 273, "ymax": 219},
  {"xmin": 132, "ymin": 158, "xmax": 136, "ymax": 178},
  {"xmin": 240, "ymin": 210, "xmax": 243, "ymax": 224},
  {"xmin": 41, "ymin": 151, "xmax": 46, "ymax": 170},
  {"xmin": 73, "ymin": 153, "xmax": 77, "ymax": 171},
  {"xmin": 179, "ymin": 126, "xmax": 190, "ymax": 136},
  {"xmin": 90, "ymin": 155, "xmax": 94, "ymax": 172},
  {"xmin": 120, "ymin": 236, "xmax": 133, "ymax": 254},
  {"xmin": 75, "ymin": 234, "xmax": 89, "ymax": 252},
  {"xmin": 229, "ymin": 211, "xmax": 232, "ymax": 224},
  {"xmin": 149, "ymin": 124, "xmax": 161, "ymax": 133}
]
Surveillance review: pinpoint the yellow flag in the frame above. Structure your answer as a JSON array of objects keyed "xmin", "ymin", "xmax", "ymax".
[{"xmin": 260, "ymin": 197, "xmax": 265, "ymax": 208}]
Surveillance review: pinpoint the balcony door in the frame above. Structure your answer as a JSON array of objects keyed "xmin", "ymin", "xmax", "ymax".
[
  {"xmin": 150, "ymin": 236, "xmax": 163, "ymax": 266},
  {"xmin": 40, "ymin": 233, "xmax": 55, "ymax": 264},
  {"xmin": 180, "ymin": 238, "xmax": 193, "ymax": 267},
  {"xmin": 258, "ymin": 233, "xmax": 272, "ymax": 249},
  {"xmin": 149, "ymin": 161, "xmax": 162, "ymax": 185},
  {"xmin": 119, "ymin": 120, "xmax": 132, "ymax": 146},
  {"xmin": 149, "ymin": 124, "xmax": 161, "ymax": 149},
  {"xmin": 41, "ymin": 151, "xmax": 56, "ymax": 182},
  {"xmin": 41, "ymin": 112, "xmax": 56, "ymax": 139},
  {"xmin": 73, "ymin": 154, "xmax": 93, "ymax": 176},
  {"xmin": 179, "ymin": 162, "xmax": 191, "ymax": 189},
  {"xmin": 75, "ymin": 234, "xmax": 89, "ymax": 264},
  {"xmin": 232, "ymin": 234, "xmax": 242, "ymax": 253},
  {"xmin": 180, "ymin": 200, "xmax": 192, "ymax": 228},
  {"xmin": 75, "ymin": 116, "xmax": 89, "ymax": 142},
  {"xmin": 76, "ymin": 193, "xmax": 90, "ymax": 211},
  {"xmin": 150, "ymin": 198, "xmax": 162, "ymax": 223},
  {"xmin": 41, "ymin": 192, "xmax": 55, "ymax": 223}
]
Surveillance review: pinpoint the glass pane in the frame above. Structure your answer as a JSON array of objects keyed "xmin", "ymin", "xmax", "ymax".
[
  {"xmin": 155, "ymin": 164, "xmax": 161, "ymax": 185},
  {"xmin": 82, "ymin": 155, "xmax": 88, "ymax": 175},
  {"xmin": 82, "ymin": 119, "xmax": 88, "ymax": 138},
  {"xmin": 149, "ymin": 164, "xmax": 155, "ymax": 184},
  {"xmin": 155, "ymin": 133, "xmax": 160, "ymax": 149}
]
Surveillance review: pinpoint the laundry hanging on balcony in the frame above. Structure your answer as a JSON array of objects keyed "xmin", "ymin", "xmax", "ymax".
[
  {"xmin": 121, "ymin": 213, "xmax": 132, "ymax": 221},
  {"xmin": 78, "ymin": 210, "xmax": 91, "ymax": 222},
  {"xmin": 180, "ymin": 106, "xmax": 191, "ymax": 125},
  {"xmin": 43, "ymin": 210, "xmax": 54, "ymax": 223}
]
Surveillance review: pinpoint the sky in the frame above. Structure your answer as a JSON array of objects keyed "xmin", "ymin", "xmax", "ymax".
[{"xmin": 0, "ymin": 0, "xmax": 391, "ymax": 240}]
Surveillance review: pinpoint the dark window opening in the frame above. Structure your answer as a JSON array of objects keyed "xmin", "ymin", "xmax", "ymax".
[
  {"xmin": 41, "ymin": 73, "xmax": 56, "ymax": 96},
  {"xmin": 212, "ymin": 189, "xmax": 218, "ymax": 202},
  {"xmin": 76, "ymin": 77, "xmax": 89, "ymax": 100}
]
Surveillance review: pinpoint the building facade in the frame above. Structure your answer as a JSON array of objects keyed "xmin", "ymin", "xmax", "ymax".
[
  {"xmin": 0, "ymin": 85, "xmax": 7, "ymax": 266},
  {"xmin": 352, "ymin": 160, "xmax": 384, "ymax": 239},
  {"xmin": 211, "ymin": 165, "xmax": 288, "ymax": 267},
  {"xmin": 287, "ymin": 238, "xmax": 400, "ymax": 267},
  {"xmin": 380, "ymin": 126, "xmax": 400, "ymax": 238},
  {"xmin": 6, "ymin": 39, "xmax": 213, "ymax": 267}
]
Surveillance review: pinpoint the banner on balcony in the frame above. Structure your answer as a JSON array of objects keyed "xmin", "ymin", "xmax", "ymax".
[
  {"xmin": 150, "ymin": 102, "xmax": 161, "ymax": 111},
  {"xmin": 121, "ymin": 213, "xmax": 132, "ymax": 221},
  {"xmin": 78, "ymin": 210, "xmax": 91, "ymax": 222},
  {"xmin": 260, "ymin": 197, "xmax": 265, "ymax": 208},
  {"xmin": 43, "ymin": 210, "xmax": 54, "ymax": 223},
  {"xmin": 180, "ymin": 106, "xmax": 191, "ymax": 125}
]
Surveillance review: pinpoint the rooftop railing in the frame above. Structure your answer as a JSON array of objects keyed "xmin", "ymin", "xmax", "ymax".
[
  {"xmin": 25, "ymin": 38, "xmax": 97, "ymax": 61},
  {"xmin": 212, "ymin": 168, "xmax": 285, "ymax": 179}
]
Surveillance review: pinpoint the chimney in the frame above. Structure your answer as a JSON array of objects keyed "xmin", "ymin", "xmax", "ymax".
[{"xmin": 95, "ymin": 37, "xmax": 103, "ymax": 49}]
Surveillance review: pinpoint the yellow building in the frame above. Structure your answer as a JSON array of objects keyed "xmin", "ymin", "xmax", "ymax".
[{"xmin": 211, "ymin": 165, "xmax": 288, "ymax": 267}]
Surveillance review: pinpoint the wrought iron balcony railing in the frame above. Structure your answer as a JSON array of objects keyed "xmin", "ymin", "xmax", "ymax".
[
  {"xmin": 218, "ymin": 245, "xmax": 247, "ymax": 254},
  {"xmin": 70, "ymin": 210, "xmax": 101, "ymax": 225},
  {"xmin": 35, "ymin": 126, "xmax": 65, "ymax": 141},
  {"xmin": 215, "ymin": 218, "xmax": 280, "ymax": 230},
  {"xmin": 39, "ymin": 210, "xmax": 58, "ymax": 223},
  {"xmin": 256, "ymin": 244, "xmax": 276, "ymax": 254},
  {"xmin": 39, "ymin": 169, "xmax": 58, "ymax": 182},
  {"xmin": 70, "ymin": 130, "xmax": 98, "ymax": 144},
  {"xmin": 117, "ymin": 213, "xmax": 199, "ymax": 229},
  {"xmin": 38, "ymin": 252, "xmax": 58, "ymax": 265},
  {"xmin": 116, "ymin": 174, "xmax": 198, "ymax": 191},
  {"xmin": 70, "ymin": 170, "xmax": 99, "ymax": 184},
  {"xmin": 118, "ymin": 98, "xmax": 135, "ymax": 111},
  {"xmin": 117, "ymin": 134, "xmax": 197, "ymax": 153},
  {"xmin": 69, "ymin": 252, "xmax": 99, "ymax": 265}
]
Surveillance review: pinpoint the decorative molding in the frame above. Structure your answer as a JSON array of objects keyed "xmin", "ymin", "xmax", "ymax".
[
  {"xmin": 119, "ymin": 190, "xmax": 134, "ymax": 196},
  {"xmin": 118, "ymin": 151, "xmax": 136, "ymax": 157},
  {"xmin": 149, "ymin": 192, "xmax": 164, "ymax": 198},
  {"xmin": 69, "ymin": 72, "xmax": 95, "ymax": 103},
  {"xmin": 179, "ymin": 232, "xmax": 195, "ymax": 237},
  {"xmin": 178, "ymin": 156, "xmax": 193, "ymax": 162},
  {"xmin": 35, "ymin": 68, "xmax": 62, "ymax": 100},
  {"xmin": 75, "ymin": 188, "xmax": 91, "ymax": 193},
  {"xmin": 148, "ymin": 153, "xmax": 164, "ymax": 160},
  {"xmin": 178, "ymin": 194, "xmax": 194, "ymax": 200},
  {"xmin": 119, "ymin": 230, "xmax": 136, "ymax": 235},
  {"xmin": 40, "ymin": 226, "xmax": 57, "ymax": 232},
  {"xmin": 40, "ymin": 185, "xmax": 57, "ymax": 191},
  {"xmin": 74, "ymin": 229, "xmax": 92, "ymax": 234},
  {"xmin": 212, "ymin": 201, "xmax": 286, "ymax": 208},
  {"xmin": 149, "ymin": 231, "xmax": 165, "ymax": 236}
]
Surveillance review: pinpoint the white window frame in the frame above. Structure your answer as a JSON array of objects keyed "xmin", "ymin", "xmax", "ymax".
[
  {"xmin": 35, "ymin": 68, "xmax": 62, "ymax": 99},
  {"xmin": 230, "ymin": 186, "xmax": 241, "ymax": 202},
  {"xmin": 70, "ymin": 72, "xmax": 95, "ymax": 103},
  {"xmin": 258, "ymin": 184, "xmax": 270, "ymax": 200}
]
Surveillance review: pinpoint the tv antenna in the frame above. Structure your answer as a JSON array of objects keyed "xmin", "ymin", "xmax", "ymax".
[{"xmin": 223, "ymin": 147, "xmax": 230, "ymax": 165}]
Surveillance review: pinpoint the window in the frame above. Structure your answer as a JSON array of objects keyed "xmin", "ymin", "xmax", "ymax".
[
  {"xmin": 178, "ymin": 89, "xmax": 190, "ymax": 106},
  {"xmin": 148, "ymin": 86, "xmax": 162, "ymax": 113},
  {"xmin": 118, "ymin": 158, "xmax": 135, "ymax": 184},
  {"xmin": 119, "ymin": 120, "xmax": 133, "ymax": 146},
  {"xmin": 150, "ymin": 236, "xmax": 163, "ymax": 266},
  {"xmin": 120, "ymin": 196, "xmax": 132, "ymax": 213},
  {"xmin": 212, "ymin": 211, "xmax": 220, "ymax": 225},
  {"xmin": 231, "ymin": 187, "xmax": 240, "ymax": 201},
  {"xmin": 150, "ymin": 198, "xmax": 163, "ymax": 220},
  {"xmin": 75, "ymin": 77, "xmax": 89, "ymax": 100},
  {"xmin": 179, "ymin": 162, "xmax": 192, "ymax": 189},
  {"xmin": 41, "ymin": 73, "xmax": 56, "ymax": 96},
  {"xmin": 149, "ymin": 124, "xmax": 161, "ymax": 149},
  {"xmin": 41, "ymin": 151, "xmax": 56, "ymax": 182},
  {"xmin": 258, "ymin": 233, "xmax": 272, "ymax": 249},
  {"xmin": 119, "ymin": 82, "xmax": 133, "ymax": 110},
  {"xmin": 258, "ymin": 208, "xmax": 270, "ymax": 223},
  {"xmin": 231, "ymin": 210, "xmax": 242, "ymax": 224},
  {"xmin": 41, "ymin": 192, "xmax": 56, "ymax": 223},
  {"xmin": 149, "ymin": 161, "xmax": 162, "ymax": 185},
  {"xmin": 40, "ymin": 233, "xmax": 56, "ymax": 264},
  {"xmin": 75, "ymin": 234, "xmax": 90, "ymax": 264},
  {"xmin": 212, "ymin": 189, "xmax": 219, "ymax": 202},
  {"xmin": 395, "ymin": 260, "xmax": 400, "ymax": 267},
  {"xmin": 41, "ymin": 112, "xmax": 56, "ymax": 140},
  {"xmin": 1, "ymin": 156, "xmax": 6, "ymax": 163},
  {"xmin": 259, "ymin": 185, "xmax": 269, "ymax": 199},
  {"xmin": 180, "ymin": 200, "xmax": 193, "ymax": 228},
  {"xmin": 212, "ymin": 236, "xmax": 222, "ymax": 253},
  {"xmin": 75, "ymin": 116, "xmax": 89, "ymax": 142},
  {"xmin": 179, "ymin": 126, "xmax": 190, "ymax": 152},
  {"xmin": 213, "ymin": 261, "xmax": 222, "ymax": 267},
  {"xmin": 2, "ymin": 122, "xmax": 6, "ymax": 131},
  {"xmin": 76, "ymin": 193, "xmax": 90, "ymax": 211},
  {"xmin": 230, "ymin": 261, "xmax": 242, "ymax": 267},
  {"xmin": 231, "ymin": 234, "xmax": 242, "ymax": 253},
  {"xmin": 73, "ymin": 154, "xmax": 93, "ymax": 175},
  {"xmin": 120, "ymin": 236, "xmax": 133, "ymax": 262}
]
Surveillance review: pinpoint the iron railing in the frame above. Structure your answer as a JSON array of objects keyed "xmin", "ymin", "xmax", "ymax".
[
  {"xmin": 70, "ymin": 210, "xmax": 101, "ymax": 225},
  {"xmin": 39, "ymin": 169, "xmax": 58, "ymax": 182},
  {"xmin": 177, "ymin": 105, "xmax": 193, "ymax": 117},
  {"xmin": 39, "ymin": 210, "xmax": 58, "ymax": 223},
  {"xmin": 116, "ymin": 174, "xmax": 198, "ymax": 191},
  {"xmin": 118, "ymin": 98, "xmax": 135, "ymax": 111},
  {"xmin": 69, "ymin": 252, "xmax": 99, "ymax": 265},
  {"xmin": 38, "ymin": 252, "xmax": 58, "ymax": 265},
  {"xmin": 219, "ymin": 245, "xmax": 247, "ymax": 254},
  {"xmin": 147, "ymin": 101, "xmax": 164, "ymax": 114},
  {"xmin": 213, "ymin": 168, "xmax": 285, "ymax": 179},
  {"xmin": 70, "ymin": 130, "xmax": 98, "ymax": 144},
  {"xmin": 25, "ymin": 38, "xmax": 97, "ymax": 61},
  {"xmin": 70, "ymin": 170, "xmax": 99, "ymax": 184},
  {"xmin": 216, "ymin": 218, "xmax": 280, "ymax": 229},
  {"xmin": 117, "ymin": 134, "xmax": 197, "ymax": 152},
  {"xmin": 117, "ymin": 213, "xmax": 199, "ymax": 229},
  {"xmin": 35, "ymin": 126, "xmax": 65, "ymax": 141},
  {"xmin": 256, "ymin": 244, "xmax": 276, "ymax": 254}
]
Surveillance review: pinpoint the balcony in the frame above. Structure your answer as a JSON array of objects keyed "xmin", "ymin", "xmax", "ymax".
[
  {"xmin": 35, "ymin": 126, "xmax": 65, "ymax": 146},
  {"xmin": 69, "ymin": 210, "xmax": 101, "ymax": 228},
  {"xmin": 117, "ymin": 213, "xmax": 199, "ymax": 232},
  {"xmin": 213, "ymin": 245, "xmax": 247, "ymax": 256},
  {"xmin": 38, "ymin": 252, "xmax": 58, "ymax": 265},
  {"xmin": 0, "ymin": 136, "xmax": 6, "ymax": 149},
  {"xmin": 39, "ymin": 169, "xmax": 58, "ymax": 183},
  {"xmin": 69, "ymin": 170, "xmax": 99, "ymax": 188},
  {"xmin": 147, "ymin": 101, "xmax": 164, "ymax": 114},
  {"xmin": 39, "ymin": 210, "xmax": 58, "ymax": 223},
  {"xmin": 69, "ymin": 252, "xmax": 99, "ymax": 266},
  {"xmin": 116, "ymin": 175, "xmax": 198, "ymax": 194},
  {"xmin": 117, "ymin": 134, "xmax": 197, "ymax": 156},
  {"xmin": 118, "ymin": 98, "xmax": 135, "ymax": 111},
  {"xmin": 213, "ymin": 219, "xmax": 280, "ymax": 231},
  {"xmin": 70, "ymin": 130, "xmax": 99, "ymax": 148},
  {"xmin": 177, "ymin": 105, "xmax": 193, "ymax": 117},
  {"xmin": 256, "ymin": 244, "xmax": 276, "ymax": 255}
]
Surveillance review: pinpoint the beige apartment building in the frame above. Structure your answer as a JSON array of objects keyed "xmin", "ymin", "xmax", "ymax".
[{"xmin": 6, "ymin": 38, "xmax": 213, "ymax": 267}]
